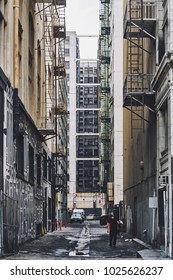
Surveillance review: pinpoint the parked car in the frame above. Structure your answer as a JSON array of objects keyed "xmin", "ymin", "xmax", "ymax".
[
  {"xmin": 86, "ymin": 214, "xmax": 97, "ymax": 220},
  {"xmin": 100, "ymin": 214, "xmax": 108, "ymax": 225},
  {"xmin": 70, "ymin": 213, "xmax": 83, "ymax": 224},
  {"xmin": 73, "ymin": 209, "xmax": 85, "ymax": 220}
]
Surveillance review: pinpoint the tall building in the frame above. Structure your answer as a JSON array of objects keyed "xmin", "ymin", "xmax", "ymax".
[
  {"xmin": 65, "ymin": 31, "xmax": 79, "ymax": 211},
  {"xmin": 76, "ymin": 61, "xmax": 101, "ymax": 214},
  {"xmin": 66, "ymin": 31, "xmax": 104, "ymax": 215}
]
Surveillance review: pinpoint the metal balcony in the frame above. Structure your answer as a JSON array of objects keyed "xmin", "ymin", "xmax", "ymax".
[
  {"xmin": 35, "ymin": 0, "xmax": 66, "ymax": 5},
  {"xmin": 123, "ymin": 74, "xmax": 154, "ymax": 106},
  {"xmin": 124, "ymin": 0, "xmax": 156, "ymax": 39}
]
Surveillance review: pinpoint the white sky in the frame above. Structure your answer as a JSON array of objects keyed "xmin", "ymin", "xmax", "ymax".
[{"xmin": 66, "ymin": 0, "xmax": 99, "ymax": 58}]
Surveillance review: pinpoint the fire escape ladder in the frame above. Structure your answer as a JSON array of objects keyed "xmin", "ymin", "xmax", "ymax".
[
  {"xmin": 52, "ymin": 1, "xmax": 68, "ymax": 170},
  {"xmin": 129, "ymin": 1, "xmax": 144, "ymax": 133},
  {"xmin": 99, "ymin": 0, "xmax": 110, "ymax": 191},
  {"xmin": 36, "ymin": 0, "xmax": 67, "ymax": 137},
  {"xmin": 123, "ymin": 0, "xmax": 156, "ymax": 137},
  {"xmin": 35, "ymin": 0, "xmax": 68, "ymax": 190}
]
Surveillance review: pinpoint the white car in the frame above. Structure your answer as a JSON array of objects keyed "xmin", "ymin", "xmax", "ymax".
[{"xmin": 70, "ymin": 213, "xmax": 83, "ymax": 224}]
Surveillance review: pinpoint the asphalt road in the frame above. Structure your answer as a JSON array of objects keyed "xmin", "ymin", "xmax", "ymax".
[{"xmin": 4, "ymin": 220, "xmax": 145, "ymax": 260}]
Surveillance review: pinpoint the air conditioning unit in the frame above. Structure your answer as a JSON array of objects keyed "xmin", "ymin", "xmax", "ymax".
[{"xmin": 159, "ymin": 175, "xmax": 169, "ymax": 186}]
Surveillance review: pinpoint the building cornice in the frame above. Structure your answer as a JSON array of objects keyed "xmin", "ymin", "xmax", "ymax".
[{"xmin": 151, "ymin": 51, "xmax": 173, "ymax": 91}]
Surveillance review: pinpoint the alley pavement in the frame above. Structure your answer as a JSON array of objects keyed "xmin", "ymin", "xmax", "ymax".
[{"xmin": 3, "ymin": 220, "xmax": 171, "ymax": 260}]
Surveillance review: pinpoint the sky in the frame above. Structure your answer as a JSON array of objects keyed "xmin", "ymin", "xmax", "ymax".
[{"xmin": 66, "ymin": 0, "xmax": 99, "ymax": 58}]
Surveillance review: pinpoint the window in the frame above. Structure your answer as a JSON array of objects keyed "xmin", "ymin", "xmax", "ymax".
[
  {"xmin": 48, "ymin": 158, "xmax": 51, "ymax": 182},
  {"xmin": 37, "ymin": 154, "xmax": 41, "ymax": 187},
  {"xmin": 89, "ymin": 87, "xmax": 93, "ymax": 93},
  {"xmin": 48, "ymin": 197, "xmax": 51, "ymax": 219},
  {"xmin": 84, "ymin": 77, "xmax": 88, "ymax": 83},
  {"xmin": 84, "ymin": 67, "xmax": 89, "ymax": 73},
  {"xmin": 43, "ymin": 150, "xmax": 47, "ymax": 179},
  {"xmin": 89, "ymin": 67, "xmax": 93, "ymax": 74},
  {"xmin": 65, "ymin": 48, "xmax": 70, "ymax": 56},
  {"xmin": 89, "ymin": 77, "xmax": 93, "ymax": 83},
  {"xmin": 29, "ymin": 12, "xmax": 34, "ymax": 57},
  {"xmin": 16, "ymin": 134, "xmax": 24, "ymax": 177},
  {"xmin": 65, "ymin": 36, "xmax": 70, "ymax": 43},
  {"xmin": 94, "ymin": 77, "xmax": 98, "ymax": 83},
  {"xmin": 160, "ymin": 105, "xmax": 168, "ymax": 151},
  {"xmin": 65, "ymin": 61, "xmax": 70, "ymax": 69},
  {"xmin": 29, "ymin": 144, "xmax": 34, "ymax": 184}
]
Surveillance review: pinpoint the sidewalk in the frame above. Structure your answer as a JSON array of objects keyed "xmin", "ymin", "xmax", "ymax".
[{"xmin": 133, "ymin": 237, "xmax": 171, "ymax": 260}]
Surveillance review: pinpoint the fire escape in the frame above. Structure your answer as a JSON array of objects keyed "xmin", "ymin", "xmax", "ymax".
[
  {"xmin": 36, "ymin": 0, "xmax": 67, "ymax": 192},
  {"xmin": 99, "ymin": 0, "xmax": 110, "ymax": 192},
  {"xmin": 123, "ymin": 0, "xmax": 156, "ymax": 137}
]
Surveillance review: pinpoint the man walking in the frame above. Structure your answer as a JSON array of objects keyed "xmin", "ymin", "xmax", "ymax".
[{"xmin": 108, "ymin": 213, "xmax": 118, "ymax": 248}]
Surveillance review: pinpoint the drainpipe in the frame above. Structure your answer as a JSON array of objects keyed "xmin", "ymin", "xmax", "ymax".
[{"xmin": 13, "ymin": 0, "xmax": 19, "ymax": 89}]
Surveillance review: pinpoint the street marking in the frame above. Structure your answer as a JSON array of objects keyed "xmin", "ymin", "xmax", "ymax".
[{"xmin": 69, "ymin": 223, "xmax": 90, "ymax": 257}]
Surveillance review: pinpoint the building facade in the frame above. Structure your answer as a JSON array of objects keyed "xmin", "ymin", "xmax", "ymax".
[
  {"xmin": 0, "ymin": 0, "xmax": 68, "ymax": 256},
  {"xmin": 66, "ymin": 31, "xmax": 104, "ymax": 215},
  {"xmin": 76, "ymin": 61, "xmax": 101, "ymax": 214},
  {"xmin": 123, "ymin": 0, "xmax": 157, "ymax": 244},
  {"xmin": 151, "ymin": 0, "xmax": 173, "ymax": 258},
  {"xmin": 122, "ymin": 0, "xmax": 173, "ymax": 257},
  {"xmin": 65, "ymin": 31, "xmax": 79, "ymax": 212}
]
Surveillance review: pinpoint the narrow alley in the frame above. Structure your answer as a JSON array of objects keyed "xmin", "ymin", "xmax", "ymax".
[
  {"xmin": 1, "ymin": 0, "xmax": 173, "ymax": 263},
  {"xmin": 4, "ymin": 221, "xmax": 158, "ymax": 260}
]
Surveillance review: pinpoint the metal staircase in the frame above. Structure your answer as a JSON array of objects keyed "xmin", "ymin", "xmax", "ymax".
[
  {"xmin": 35, "ymin": 0, "xmax": 68, "ymax": 192},
  {"xmin": 35, "ymin": 0, "xmax": 67, "ymax": 136},
  {"xmin": 123, "ymin": 0, "xmax": 156, "ymax": 136}
]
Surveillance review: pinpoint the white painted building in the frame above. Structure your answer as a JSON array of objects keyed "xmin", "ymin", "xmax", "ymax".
[
  {"xmin": 109, "ymin": 0, "xmax": 123, "ymax": 206},
  {"xmin": 65, "ymin": 32, "xmax": 79, "ymax": 211}
]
